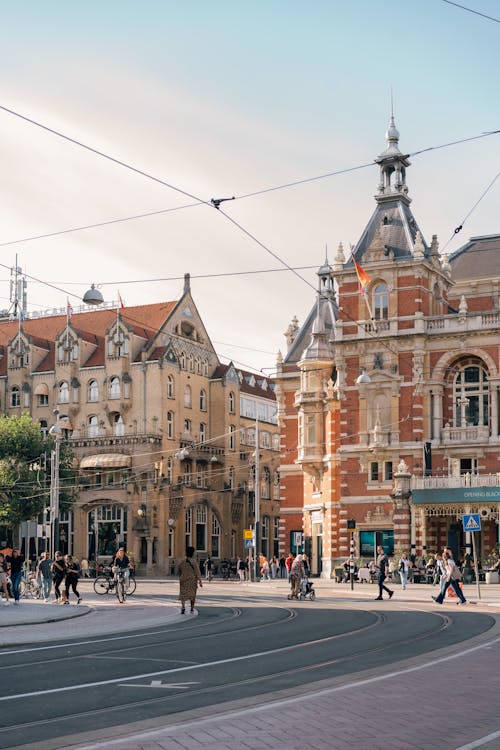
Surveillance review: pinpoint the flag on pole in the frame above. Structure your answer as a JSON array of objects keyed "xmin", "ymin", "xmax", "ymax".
[
  {"xmin": 117, "ymin": 291, "xmax": 125, "ymax": 309},
  {"xmin": 66, "ymin": 299, "xmax": 73, "ymax": 320},
  {"xmin": 352, "ymin": 257, "xmax": 371, "ymax": 294}
]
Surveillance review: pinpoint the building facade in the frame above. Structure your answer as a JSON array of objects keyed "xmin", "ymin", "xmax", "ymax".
[
  {"xmin": 275, "ymin": 118, "xmax": 500, "ymax": 577},
  {"xmin": 0, "ymin": 275, "xmax": 279, "ymax": 573}
]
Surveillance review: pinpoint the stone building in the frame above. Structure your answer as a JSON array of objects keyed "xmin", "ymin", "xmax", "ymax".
[
  {"xmin": 275, "ymin": 117, "xmax": 500, "ymax": 577},
  {"xmin": 0, "ymin": 274, "xmax": 279, "ymax": 573}
]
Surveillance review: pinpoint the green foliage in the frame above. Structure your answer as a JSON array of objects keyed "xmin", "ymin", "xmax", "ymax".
[{"xmin": 0, "ymin": 414, "xmax": 76, "ymax": 527}]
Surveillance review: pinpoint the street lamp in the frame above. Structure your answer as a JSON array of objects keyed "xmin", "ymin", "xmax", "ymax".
[
  {"xmin": 49, "ymin": 409, "xmax": 62, "ymax": 555},
  {"xmin": 82, "ymin": 283, "xmax": 104, "ymax": 306}
]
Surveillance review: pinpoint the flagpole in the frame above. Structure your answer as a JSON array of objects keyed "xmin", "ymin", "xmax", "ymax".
[{"xmin": 350, "ymin": 247, "xmax": 376, "ymax": 331}]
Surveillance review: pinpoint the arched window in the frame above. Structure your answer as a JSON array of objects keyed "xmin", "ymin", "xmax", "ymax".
[
  {"xmin": 454, "ymin": 365, "xmax": 489, "ymax": 427},
  {"xmin": 59, "ymin": 382, "xmax": 69, "ymax": 404},
  {"xmin": 180, "ymin": 352, "xmax": 186, "ymax": 370},
  {"xmin": 167, "ymin": 411, "xmax": 174, "ymax": 439},
  {"xmin": 188, "ymin": 354, "xmax": 194, "ymax": 372},
  {"xmin": 196, "ymin": 357, "xmax": 202, "ymax": 375},
  {"xmin": 88, "ymin": 415, "xmax": 99, "ymax": 438},
  {"xmin": 203, "ymin": 359, "xmax": 209, "ymax": 376},
  {"xmin": 88, "ymin": 380, "xmax": 99, "ymax": 402},
  {"xmin": 113, "ymin": 414, "xmax": 125, "ymax": 436},
  {"xmin": 184, "ymin": 385, "xmax": 192, "ymax": 408},
  {"xmin": 167, "ymin": 375, "xmax": 174, "ymax": 399},
  {"xmin": 10, "ymin": 385, "xmax": 20, "ymax": 407},
  {"xmin": 373, "ymin": 283, "xmax": 389, "ymax": 320},
  {"xmin": 199, "ymin": 422, "xmax": 207, "ymax": 442},
  {"xmin": 229, "ymin": 391, "xmax": 235, "ymax": 414},
  {"xmin": 199, "ymin": 389, "xmax": 207, "ymax": 411},
  {"xmin": 109, "ymin": 377, "xmax": 121, "ymax": 399}
]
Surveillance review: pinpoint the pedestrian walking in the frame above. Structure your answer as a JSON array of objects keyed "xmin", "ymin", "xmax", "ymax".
[
  {"xmin": 36, "ymin": 551, "xmax": 54, "ymax": 602},
  {"xmin": 398, "ymin": 552, "xmax": 410, "ymax": 590},
  {"xmin": 64, "ymin": 555, "xmax": 82, "ymax": 604},
  {"xmin": 289, "ymin": 554, "xmax": 305, "ymax": 599},
  {"xmin": 51, "ymin": 551, "xmax": 67, "ymax": 604},
  {"xmin": 432, "ymin": 550, "xmax": 467, "ymax": 605},
  {"xmin": 5, "ymin": 548, "xmax": 24, "ymax": 605},
  {"xmin": 433, "ymin": 552, "xmax": 445, "ymax": 586},
  {"xmin": 236, "ymin": 556, "xmax": 246, "ymax": 583},
  {"xmin": 204, "ymin": 555, "xmax": 213, "ymax": 581},
  {"xmin": 177, "ymin": 546, "xmax": 203, "ymax": 614},
  {"xmin": 374, "ymin": 545, "xmax": 394, "ymax": 600}
]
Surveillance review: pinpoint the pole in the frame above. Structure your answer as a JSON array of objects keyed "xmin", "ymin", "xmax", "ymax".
[
  {"xmin": 254, "ymin": 416, "xmax": 260, "ymax": 583},
  {"xmin": 350, "ymin": 532, "xmax": 355, "ymax": 591},
  {"xmin": 471, "ymin": 532, "xmax": 481, "ymax": 600},
  {"xmin": 49, "ymin": 410, "xmax": 61, "ymax": 555}
]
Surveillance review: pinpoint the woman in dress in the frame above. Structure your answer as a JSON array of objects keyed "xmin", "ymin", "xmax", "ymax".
[{"xmin": 177, "ymin": 546, "xmax": 203, "ymax": 614}]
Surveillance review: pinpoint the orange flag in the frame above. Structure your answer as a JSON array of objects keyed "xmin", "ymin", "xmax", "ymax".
[{"xmin": 353, "ymin": 257, "xmax": 371, "ymax": 294}]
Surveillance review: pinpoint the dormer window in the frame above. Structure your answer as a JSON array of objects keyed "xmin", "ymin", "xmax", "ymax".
[
  {"xmin": 108, "ymin": 328, "xmax": 129, "ymax": 358},
  {"xmin": 58, "ymin": 335, "xmax": 78, "ymax": 363},
  {"xmin": 10, "ymin": 339, "xmax": 28, "ymax": 368},
  {"xmin": 373, "ymin": 283, "xmax": 389, "ymax": 320}
]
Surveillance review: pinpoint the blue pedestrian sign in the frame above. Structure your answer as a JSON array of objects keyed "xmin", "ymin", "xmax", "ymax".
[
  {"xmin": 462, "ymin": 513, "xmax": 481, "ymax": 533},
  {"xmin": 244, "ymin": 538, "xmax": 254, "ymax": 549}
]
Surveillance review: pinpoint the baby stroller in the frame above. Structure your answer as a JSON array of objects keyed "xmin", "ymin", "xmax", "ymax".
[{"xmin": 299, "ymin": 576, "xmax": 316, "ymax": 601}]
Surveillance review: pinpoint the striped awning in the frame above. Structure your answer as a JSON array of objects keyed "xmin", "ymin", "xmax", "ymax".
[
  {"xmin": 34, "ymin": 383, "xmax": 49, "ymax": 396},
  {"xmin": 80, "ymin": 454, "xmax": 132, "ymax": 469}
]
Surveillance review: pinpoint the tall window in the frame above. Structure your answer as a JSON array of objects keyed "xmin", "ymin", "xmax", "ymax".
[
  {"xmin": 40, "ymin": 420, "xmax": 48, "ymax": 438},
  {"xmin": 114, "ymin": 414, "xmax": 125, "ymax": 436},
  {"xmin": 261, "ymin": 516, "xmax": 269, "ymax": 558},
  {"xmin": 185, "ymin": 507, "xmax": 192, "ymax": 549},
  {"xmin": 199, "ymin": 422, "xmax": 207, "ymax": 442},
  {"xmin": 229, "ymin": 391, "xmax": 235, "ymax": 414},
  {"xmin": 184, "ymin": 385, "xmax": 192, "ymax": 408},
  {"xmin": 167, "ymin": 411, "xmax": 174, "ymax": 439},
  {"xmin": 188, "ymin": 354, "xmax": 194, "ymax": 372},
  {"xmin": 373, "ymin": 283, "xmax": 389, "ymax": 320},
  {"xmin": 196, "ymin": 505, "xmax": 207, "ymax": 551},
  {"xmin": 88, "ymin": 380, "xmax": 99, "ymax": 402},
  {"xmin": 59, "ymin": 381, "xmax": 69, "ymax": 404},
  {"xmin": 88, "ymin": 415, "xmax": 99, "ymax": 438},
  {"xmin": 167, "ymin": 375, "xmax": 174, "ymax": 399},
  {"xmin": 261, "ymin": 467, "xmax": 271, "ymax": 498},
  {"xmin": 109, "ymin": 377, "xmax": 121, "ymax": 399},
  {"xmin": 10, "ymin": 386, "xmax": 20, "ymax": 407},
  {"xmin": 199, "ymin": 389, "xmax": 207, "ymax": 411},
  {"xmin": 454, "ymin": 365, "xmax": 489, "ymax": 427},
  {"xmin": 211, "ymin": 515, "xmax": 221, "ymax": 557},
  {"xmin": 229, "ymin": 424, "xmax": 236, "ymax": 451},
  {"xmin": 166, "ymin": 456, "xmax": 173, "ymax": 483},
  {"xmin": 229, "ymin": 466, "xmax": 235, "ymax": 490},
  {"xmin": 306, "ymin": 414, "xmax": 316, "ymax": 444},
  {"xmin": 273, "ymin": 470, "xmax": 280, "ymax": 500}
]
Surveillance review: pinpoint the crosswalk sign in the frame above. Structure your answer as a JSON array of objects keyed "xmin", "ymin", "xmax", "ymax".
[{"xmin": 462, "ymin": 513, "xmax": 481, "ymax": 532}]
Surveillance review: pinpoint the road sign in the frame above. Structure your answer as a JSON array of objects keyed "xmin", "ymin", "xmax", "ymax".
[
  {"xmin": 243, "ymin": 529, "xmax": 253, "ymax": 540},
  {"xmin": 462, "ymin": 513, "xmax": 481, "ymax": 532},
  {"xmin": 292, "ymin": 531, "xmax": 303, "ymax": 547},
  {"xmin": 244, "ymin": 538, "xmax": 254, "ymax": 549}
]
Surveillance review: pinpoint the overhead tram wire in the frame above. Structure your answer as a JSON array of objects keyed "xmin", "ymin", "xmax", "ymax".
[
  {"xmin": 0, "ymin": 101, "xmax": 498, "ymax": 252},
  {"xmin": 441, "ymin": 168, "xmax": 500, "ymax": 253},
  {"xmin": 441, "ymin": 0, "xmax": 500, "ymax": 24}
]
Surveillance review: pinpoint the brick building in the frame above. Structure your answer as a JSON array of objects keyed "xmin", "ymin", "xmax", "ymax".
[
  {"xmin": 0, "ymin": 274, "xmax": 279, "ymax": 573},
  {"xmin": 275, "ymin": 117, "xmax": 500, "ymax": 577}
]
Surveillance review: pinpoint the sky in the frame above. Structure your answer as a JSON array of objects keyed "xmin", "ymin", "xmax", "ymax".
[{"xmin": 1, "ymin": 0, "xmax": 499, "ymax": 373}]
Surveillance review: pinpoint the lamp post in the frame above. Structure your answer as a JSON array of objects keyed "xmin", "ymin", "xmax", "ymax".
[
  {"xmin": 254, "ymin": 416, "xmax": 260, "ymax": 583},
  {"xmin": 347, "ymin": 519, "xmax": 356, "ymax": 591},
  {"xmin": 49, "ymin": 409, "xmax": 62, "ymax": 555}
]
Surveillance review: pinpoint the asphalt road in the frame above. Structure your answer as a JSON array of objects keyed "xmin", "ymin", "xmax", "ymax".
[{"xmin": 0, "ymin": 597, "xmax": 495, "ymax": 750}]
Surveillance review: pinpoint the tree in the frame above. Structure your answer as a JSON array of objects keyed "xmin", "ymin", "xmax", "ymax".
[{"xmin": 0, "ymin": 414, "xmax": 76, "ymax": 528}]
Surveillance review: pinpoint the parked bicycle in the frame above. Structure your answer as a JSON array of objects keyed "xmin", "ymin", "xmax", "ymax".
[
  {"xmin": 20, "ymin": 573, "xmax": 42, "ymax": 600},
  {"xmin": 93, "ymin": 568, "xmax": 136, "ymax": 597}
]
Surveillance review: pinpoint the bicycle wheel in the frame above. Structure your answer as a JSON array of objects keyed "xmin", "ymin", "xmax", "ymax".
[
  {"xmin": 19, "ymin": 579, "xmax": 27, "ymax": 598},
  {"xmin": 116, "ymin": 577, "xmax": 126, "ymax": 604},
  {"xmin": 93, "ymin": 576, "xmax": 110, "ymax": 595},
  {"xmin": 126, "ymin": 576, "xmax": 136, "ymax": 596},
  {"xmin": 309, "ymin": 589, "xmax": 316, "ymax": 601}
]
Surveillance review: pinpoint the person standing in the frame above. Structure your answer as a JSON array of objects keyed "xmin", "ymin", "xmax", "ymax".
[
  {"xmin": 64, "ymin": 555, "xmax": 82, "ymax": 604},
  {"xmin": 51, "ymin": 551, "xmax": 67, "ymax": 604},
  {"xmin": 432, "ymin": 550, "xmax": 467, "ymax": 605},
  {"xmin": 177, "ymin": 546, "xmax": 203, "ymax": 614},
  {"xmin": 6, "ymin": 548, "xmax": 25, "ymax": 606},
  {"xmin": 205, "ymin": 555, "xmax": 213, "ymax": 581},
  {"xmin": 375, "ymin": 545, "xmax": 394, "ymax": 601},
  {"xmin": 36, "ymin": 552, "xmax": 54, "ymax": 602},
  {"xmin": 236, "ymin": 556, "xmax": 245, "ymax": 583},
  {"xmin": 279, "ymin": 555, "xmax": 287, "ymax": 579},
  {"xmin": 398, "ymin": 552, "xmax": 410, "ymax": 590},
  {"xmin": 0, "ymin": 553, "xmax": 11, "ymax": 605}
]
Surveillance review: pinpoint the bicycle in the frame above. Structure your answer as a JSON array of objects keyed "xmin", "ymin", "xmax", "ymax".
[
  {"xmin": 93, "ymin": 570, "xmax": 136, "ymax": 596},
  {"xmin": 19, "ymin": 574, "xmax": 42, "ymax": 600},
  {"xmin": 115, "ymin": 569, "xmax": 127, "ymax": 604}
]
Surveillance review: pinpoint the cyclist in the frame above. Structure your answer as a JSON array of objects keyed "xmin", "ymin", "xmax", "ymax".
[{"xmin": 111, "ymin": 547, "xmax": 133, "ymax": 596}]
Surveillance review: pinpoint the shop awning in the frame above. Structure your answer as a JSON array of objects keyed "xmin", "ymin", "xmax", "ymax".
[
  {"xmin": 34, "ymin": 383, "xmax": 49, "ymax": 396},
  {"xmin": 59, "ymin": 417, "xmax": 73, "ymax": 430},
  {"xmin": 80, "ymin": 454, "xmax": 132, "ymax": 469}
]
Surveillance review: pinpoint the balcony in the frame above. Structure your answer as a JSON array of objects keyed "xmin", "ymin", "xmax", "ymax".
[
  {"xmin": 441, "ymin": 425, "xmax": 490, "ymax": 444},
  {"xmin": 68, "ymin": 432, "xmax": 162, "ymax": 449},
  {"xmin": 178, "ymin": 438, "xmax": 225, "ymax": 461},
  {"xmin": 413, "ymin": 473, "xmax": 500, "ymax": 490}
]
